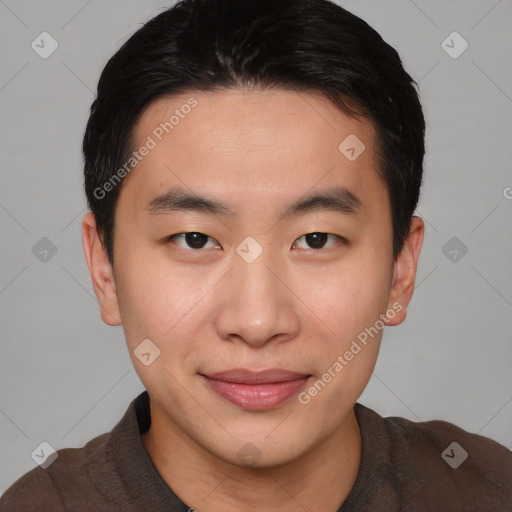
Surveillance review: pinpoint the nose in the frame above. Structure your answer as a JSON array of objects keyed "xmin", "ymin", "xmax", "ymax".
[{"xmin": 214, "ymin": 251, "xmax": 301, "ymax": 348}]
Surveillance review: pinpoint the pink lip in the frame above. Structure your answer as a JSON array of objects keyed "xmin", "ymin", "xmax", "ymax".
[{"xmin": 200, "ymin": 369, "xmax": 312, "ymax": 410}]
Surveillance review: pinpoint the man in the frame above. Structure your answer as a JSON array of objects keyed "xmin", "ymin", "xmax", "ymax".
[{"xmin": 1, "ymin": 0, "xmax": 510, "ymax": 510}]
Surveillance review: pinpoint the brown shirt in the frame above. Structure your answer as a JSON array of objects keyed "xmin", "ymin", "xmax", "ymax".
[{"xmin": 1, "ymin": 390, "xmax": 511, "ymax": 511}]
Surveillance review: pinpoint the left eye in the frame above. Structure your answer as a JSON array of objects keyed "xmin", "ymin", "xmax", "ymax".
[{"xmin": 293, "ymin": 232, "xmax": 342, "ymax": 250}]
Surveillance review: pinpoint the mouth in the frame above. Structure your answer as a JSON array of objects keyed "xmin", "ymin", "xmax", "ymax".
[{"xmin": 199, "ymin": 368, "xmax": 312, "ymax": 410}]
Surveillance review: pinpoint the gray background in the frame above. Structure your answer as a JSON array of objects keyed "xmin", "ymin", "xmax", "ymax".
[{"xmin": 1, "ymin": 0, "xmax": 511, "ymax": 493}]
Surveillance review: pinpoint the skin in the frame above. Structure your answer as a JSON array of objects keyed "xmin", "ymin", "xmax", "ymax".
[{"xmin": 82, "ymin": 88, "xmax": 424, "ymax": 511}]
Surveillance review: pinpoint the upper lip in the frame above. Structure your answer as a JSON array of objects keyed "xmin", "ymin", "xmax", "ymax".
[{"xmin": 201, "ymin": 368, "xmax": 311, "ymax": 384}]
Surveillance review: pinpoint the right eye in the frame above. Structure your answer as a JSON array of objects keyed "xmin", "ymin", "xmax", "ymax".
[{"xmin": 166, "ymin": 232, "xmax": 221, "ymax": 251}]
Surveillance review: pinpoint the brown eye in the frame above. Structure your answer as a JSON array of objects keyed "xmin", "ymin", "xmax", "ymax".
[
  {"xmin": 294, "ymin": 232, "xmax": 342, "ymax": 250},
  {"xmin": 168, "ymin": 232, "xmax": 220, "ymax": 250}
]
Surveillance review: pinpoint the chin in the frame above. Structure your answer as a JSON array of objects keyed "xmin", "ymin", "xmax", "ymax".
[{"xmin": 205, "ymin": 431, "xmax": 311, "ymax": 469}]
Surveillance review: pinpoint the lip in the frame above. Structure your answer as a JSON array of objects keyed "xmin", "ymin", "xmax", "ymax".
[{"xmin": 200, "ymin": 368, "xmax": 312, "ymax": 410}]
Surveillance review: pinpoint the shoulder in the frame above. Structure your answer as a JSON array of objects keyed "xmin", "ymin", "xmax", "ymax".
[
  {"xmin": 357, "ymin": 404, "xmax": 512, "ymax": 510},
  {"xmin": 0, "ymin": 466, "xmax": 64, "ymax": 512},
  {"xmin": 0, "ymin": 432, "xmax": 109, "ymax": 512},
  {"xmin": 388, "ymin": 412, "xmax": 511, "ymax": 477}
]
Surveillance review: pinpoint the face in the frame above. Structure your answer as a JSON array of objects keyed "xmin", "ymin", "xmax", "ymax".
[{"xmin": 83, "ymin": 88, "xmax": 423, "ymax": 468}]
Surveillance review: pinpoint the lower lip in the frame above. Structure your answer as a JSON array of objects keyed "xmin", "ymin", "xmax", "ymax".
[{"xmin": 201, "ymin": 375, "xmax": 311, "ymax": 410}]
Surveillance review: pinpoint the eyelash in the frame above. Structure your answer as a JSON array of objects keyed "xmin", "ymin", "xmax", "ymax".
[{"xmin": 166, "ymin": 232, "xmax": 345, "ymax": 251}]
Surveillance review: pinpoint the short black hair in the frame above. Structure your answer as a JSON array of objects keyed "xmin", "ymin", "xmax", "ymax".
[{"xmin": 83, "ymin": 0, "xmax": 425, "ymax": 268}]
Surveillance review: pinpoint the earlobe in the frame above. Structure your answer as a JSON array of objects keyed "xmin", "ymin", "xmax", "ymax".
[
  {"xmin": 82, "ymin": 212, "xmax": 122, "ymax": 326},
  {"xmin": 385, "ymin": 216, "xmax": 425, "ymax": 326}
]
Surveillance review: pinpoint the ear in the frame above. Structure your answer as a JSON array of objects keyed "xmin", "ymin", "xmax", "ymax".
[
  {"xmin": 385, "ymin": 215, "xmax": 425, "ymax": 326},
  {"xmin": 82, "ymin": 212, "xmax": 122, "ymax": 326}
]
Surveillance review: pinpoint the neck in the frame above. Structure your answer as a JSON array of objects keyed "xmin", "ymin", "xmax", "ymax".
[{"xmin": 142, "ymin": 404, "xmax": 362, "ymax": 512}]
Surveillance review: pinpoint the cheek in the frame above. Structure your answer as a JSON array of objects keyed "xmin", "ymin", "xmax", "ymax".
[
  {"xmin": 115, "ymin": 260, "xmax": 205, "ymax": 392},
  {"xmin": 295, "ymin": 255, "xmax": 390, "ymax": 403},
  {"xmin": 114, "ymin": 249, "xmax": 221, "ymax": 380},
  {"xmin": 298, "ymin": 257, "xmax": 390, "ymax": 341},
  {"xmin": 114, "ymin": 249, "xmax": 194, "ymax": 344}
]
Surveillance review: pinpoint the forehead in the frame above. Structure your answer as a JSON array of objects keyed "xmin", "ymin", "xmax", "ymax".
[{"xmin": 120, "ymin": 88, "xmax": 384, "ymax": 218}]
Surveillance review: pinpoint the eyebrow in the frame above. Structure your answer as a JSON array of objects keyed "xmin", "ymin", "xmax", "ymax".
[{"xmin": 145, "ymin": 185, "xmax": 364, "ymax": 220}]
